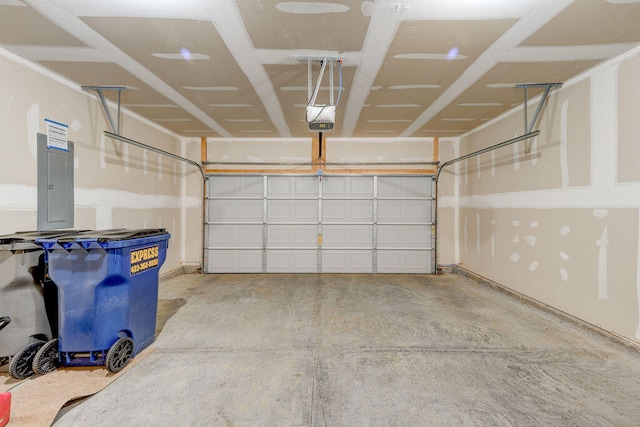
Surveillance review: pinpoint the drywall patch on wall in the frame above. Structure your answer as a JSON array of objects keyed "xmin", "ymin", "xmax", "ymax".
[
  {"xmin": 597, "ymin": 225, "xmax": 609, "ymax": 300},
  {"xmin": 0, "ymin": 184, "xmax": 36, "ymax": 209},
  {"xmin": 560, "ymin": 224, "xmax": 571, "ymax": 283},
  {"xmin": 636, "ymin": 209, "xmax": 640, "ymax": 340},
  {"xmin": 26, "ymin": 103, "xmax": 39, "ymax": 159},
  {"xmin": 510, "ymin": 253, "xmax": 520, "ymax": 263},
  {"xmin": 530, "ymin": 137, "xmax": 538, "ymax": 166},
  {"xmin": 529, "ymin": 261, "xmax": 539, "ymax": 271},
  {"xmin": 464, "ymin": 159, "xmax": 469, "ymax": 186},
  {"xmin": 70, "ymin": 119, "xmax": 81, "ymax": 132},
  {"xmin": 591, "ymin": 63, "xmax": 618, "ymax": 188},
  {"xmin": 594, "ymin": 210, "xmax": 610, "ymax": 300},
  {"xmin": 173, "ymin": 162, "xmax": 178, "ymax": 186},
  {"xmin": 491, "ymin": 219, "xmax": 496, "ymax": 259},
  {"xmin": 476, "ymin": 211, "xmax": 480, "ymax": 254},
  {"xmin": 560, "ymin": 99, "xmax": 570, "ymax": 188},
  {"xmin": 100, "ymin": 134, "xmax": 106, "ymax": 168},
  {"xmin": 560, "ymin": 267, "xmax": 569, "ymax": 283},
  {"xmin": 464, "ymin": 215, "xmax": 468, "ymax": 254},
  {"xmin": 491, "ymin": 150, "xmax": 496, "ymax": 176},
  {"xmin": 143, "ymin": 149, "xmax": 148, "ymax": 175},
  {"xmin": 95, "ymin": 205, "xmax": 112, "ymax": 229},
  {"xmin": 524, "ymin": 235, "xmax": 537, "ymax": 247},
  {"xmin": 530, "ymin": 220, "xmax": 540, "ymax": 228},
  {"xmin": 124, "ymin": 143, "xmax": 129, "ymax": 173}
]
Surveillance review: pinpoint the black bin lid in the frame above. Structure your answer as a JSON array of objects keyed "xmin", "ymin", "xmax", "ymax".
[
  {"xmin": 53, "ymin": 228, "xmax": 168, "ymax": 243},
  {"xmin": 0, "ymin": 229, "xmax": 85, "ymax": 250}
]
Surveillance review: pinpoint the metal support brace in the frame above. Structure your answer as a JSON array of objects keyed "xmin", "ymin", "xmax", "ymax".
[
  {"xmin": 82, "ymin": 86, "xmax": 127, "ymax": 135},
  {"xmin": 309, "ymin": 60, "xmax": 327, "ymax": 106},
  {"xmin": 291, "ymin": 55, "xmax": 344, "ymax": 106},
  {"xmin": 517, "ymin": 83, "xmax": 562, "ymax": 134},
  {"xmin": 307, "ymin": 59, "xmax": 312, "ymax": 102}
]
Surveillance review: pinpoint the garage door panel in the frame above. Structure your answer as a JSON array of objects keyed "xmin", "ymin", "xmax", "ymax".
[
  {"xmin": 323, "ymin": 225, "xmax": 373, "ymax": 248},
  {"xmin": 378, "ymin": 176, "xmax": 432, "ymax": 198},
  {"xmin": 377, "ymin": 225, "xmax": 431, "ymax": 248},
  {"xmin": 322, "ymin": 250, "xmax": 373, "ymax": 272},
  {"xmin": 206, "ymin": 175, "xmax": 434, "ymax": 274},
  {"xmin": 208, "ymin": 225, "xmax": 262, "ymax": 248},
  {"xmin": 207, "ymin": 250, "xmax": 263, "ymax": 272},
  {"xmin": 267, "ymin": 225, "xmax": 317, "ymax": 248},
  {"xmin": 377, "ymin": 250, "xmax": 432, "ymax": 273},
  {"xmin": 209, "ymin": 176, "xmax": 263, "ymax": 197},
  {"xmin": 267, "ymin": 250, "xmax": 317, "ymax": 272},
  {"xmin": 323, "ymin": 176, "xmax": 373, "ymax": 198},
  {"xmin": 209, "ymin": 199, "xmax": 263, "ymax": 223},
  {"xmin": 267, "ymin": 200, "xmax": 318, "ymax": 223},
  {"xmin": 323, "ymin": 200, "xmax": 373, "ymax": 223},
  {"xmin": 378, "ymin": 200, "xmax": 432, "ymax": 223},
  {"xmin": 268, "ymin": 176, "xmax": 317, "ymax": 197}
]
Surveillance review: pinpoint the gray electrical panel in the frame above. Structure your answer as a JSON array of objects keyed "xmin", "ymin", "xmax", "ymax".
[{"xmin": 37, "ymin": 133, "xmax": 74, "ymax": 230}]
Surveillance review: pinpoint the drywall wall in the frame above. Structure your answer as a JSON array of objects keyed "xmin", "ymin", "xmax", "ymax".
[
  {"xmin": 325, "ymin": 138, "xmax": 435, "ymax": 170},
  {"xmin": 207, "ymin": 137, "xmax": 313, "ymax": 170},
  {"xmin": 435, "ymin": 138, "xmax": 459, "ymax": 266},
  {"xmin": 448, "ymin": 45, "xmax": 640, "ymax": 344},
  {"xmin": 0, "ymin": 48, "xmax": 201, "ymax": 274},
  {"xmin": 206, "ymin": 136, "xmax": 437, "ymax": 172}
]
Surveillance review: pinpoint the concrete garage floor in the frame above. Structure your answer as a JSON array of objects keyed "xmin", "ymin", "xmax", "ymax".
[{"xmin": 54, "ymin": 273, "xmax": 640, "ymax": 426}]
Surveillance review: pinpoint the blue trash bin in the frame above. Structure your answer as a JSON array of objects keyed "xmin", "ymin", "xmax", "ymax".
[
  {"xmin": 0, "ymin": 229, "xmax": 83, "ymax": 379},
  {"xmin": 36, "ymin": 229, "xmax": 170, "ymax": 373}
]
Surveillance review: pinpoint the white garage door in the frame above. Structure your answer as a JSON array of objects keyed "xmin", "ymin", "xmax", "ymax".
[{"xmin": 205, "ymin": 175, "xmax": 434, "ymax": 273}]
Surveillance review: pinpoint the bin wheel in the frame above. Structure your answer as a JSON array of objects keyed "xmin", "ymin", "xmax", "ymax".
[
  {"xmin": 33, "ymin": 338, "xmax": 60, "ymax": 375},
  {"xmin": 106, "ymin": 337, "xmax": 134, "ymax": 373},
  {"xmin": 9, "ymin": 340, "xmax": 45, "ymax": 379}
]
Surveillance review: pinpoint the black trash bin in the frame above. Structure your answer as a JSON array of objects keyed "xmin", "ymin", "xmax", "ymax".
[{"xmin": 0, "ymin": 230, "xmax": 81, "ymax": 379}]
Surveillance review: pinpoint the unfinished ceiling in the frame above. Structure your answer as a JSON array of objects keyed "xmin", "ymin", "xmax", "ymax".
[{"xmin": 1, "ymin": 0, "xmax": 639, "ymax": 138}]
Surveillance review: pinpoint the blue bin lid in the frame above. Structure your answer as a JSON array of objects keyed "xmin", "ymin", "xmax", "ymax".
[
  {"xmin": 38, "ymin": 228, "xmax": 170, "ymax": 250},
  {"xmin": 0, "ymin": 229, "xmax": 85, "ymax": 251}
]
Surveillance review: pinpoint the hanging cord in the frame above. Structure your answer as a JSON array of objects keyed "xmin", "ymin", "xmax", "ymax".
[
  {"xmin": 306, "ymin": 58, "xmax": 341, "ymax": 123},
  {"xmin": 336, "ymin": 59, "xmax": 343, "ymax": 106},
  {"xmin": 306, "ymin": 105, "xmax": 329, "ymax": 123}
]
